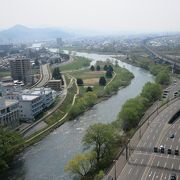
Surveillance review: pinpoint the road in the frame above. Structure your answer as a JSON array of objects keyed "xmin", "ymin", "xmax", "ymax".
[
  {"xmin": 142, "ymin": 41, "xmax": 180, "ymax": 69},
  {"xmin": 117, "ymin": 98, "xmax": 180, "ymax": 180},
  {"xmin": 36, "ymin": 63, "xmax": 51, "ymax": 88}
]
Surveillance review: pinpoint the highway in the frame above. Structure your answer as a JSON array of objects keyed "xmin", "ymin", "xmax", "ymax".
[
  {"xmin": 117, "ymin": 98, "xmax": 180, "ymax": 180},
  {"xmin": 36, "ymin": 63, "xmax": 51, "ymax": 87}
]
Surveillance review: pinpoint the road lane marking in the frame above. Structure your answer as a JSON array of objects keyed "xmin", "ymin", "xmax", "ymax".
[
  {"xmin": 152, "ymin": 171, "xmax": 156, "ymax": 180},
  {"xmin": 141, "ymin": 159, "xmax": 144, "ymax": 164},
  {"xmin": 171, "ymin": 163, "xmax": 174, "ymax": 170},
  {"xmin": 148, "ymin": 171, "xmax": 152, "ymax": 177},
  {"xmin": 135, "ymin": 169, "xmax": 139, "ymax": 175},
  {"xmin": 160, "ymin": 172, "xmax": 164, "ymax": 180},
  {"xmin": 128, "ymin": 168, "xmax": 132, "ymax": 175},
  {"xmin": 157, "ymin": 161, "xmax": 160, "ymax": 167}
]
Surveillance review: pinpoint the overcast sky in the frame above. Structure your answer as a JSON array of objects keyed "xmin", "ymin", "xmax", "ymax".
[{"xmin": 0, "ymin": 0, "xmax": 180, "ymax": 32}]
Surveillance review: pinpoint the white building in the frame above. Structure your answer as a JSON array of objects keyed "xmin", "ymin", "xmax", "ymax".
[
  {"xmin": 31, "ymin": 88, "xmax": 54, "ymax": 108},
  {"xmin": 0, "ymin": 98, "xmax": 20, "ymax": 128},
  {"xmin": 0, "ymin": 82, "xmax": 55, "ymax": 121},
  {"xmin": 19, "ymin": 95, "xmax": 43, "ymax": 121}
]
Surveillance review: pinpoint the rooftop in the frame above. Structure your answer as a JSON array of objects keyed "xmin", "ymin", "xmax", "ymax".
[
  {"xmin": 0, "ymin": 98, "xmax": 18, "ymax": 109},
  {"xmin": 21, "ymin": 95, "xmax": 39, "ymax": 101}
]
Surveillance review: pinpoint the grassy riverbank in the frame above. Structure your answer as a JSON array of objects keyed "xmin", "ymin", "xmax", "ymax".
[
  {"xmin": 59, "ymin": 56, "xmax": 91, "ymax": 71},
  {"xmin": 24, "ymin": 57, "xmax": 134, "ymax": 143}
]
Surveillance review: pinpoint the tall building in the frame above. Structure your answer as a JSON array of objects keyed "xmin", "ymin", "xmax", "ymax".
[
  {"xmin": 56, "ymin": 38, "xmax": 63, "ymax": 47},
  {"xmin": 9, "ymin": 56, "xmax": 34, "ymax": 85}
]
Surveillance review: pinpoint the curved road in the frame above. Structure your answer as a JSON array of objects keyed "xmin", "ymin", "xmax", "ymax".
[{"xmin": 36, "ymin": 64, "xmax": 51, "ymax": 88}]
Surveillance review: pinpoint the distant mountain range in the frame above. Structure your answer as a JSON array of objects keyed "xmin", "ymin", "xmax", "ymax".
[{"xmin": 0, "ymin": 25, "xmax": 73, "ymax": 43}]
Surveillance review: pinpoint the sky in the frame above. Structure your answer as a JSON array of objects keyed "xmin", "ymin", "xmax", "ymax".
[{"xmin": 0, "ymin": 0, "xmax": 180, "ymax": 33}]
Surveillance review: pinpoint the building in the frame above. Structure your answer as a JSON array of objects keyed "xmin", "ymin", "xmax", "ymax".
[
  {"xmin": 46, "ymin": 80, "xmax": 62, "ymax": 91},
  {"xmin": 0, "ymin": 81, "xmax": 55, "ymax": 121},
  {"xmin": 19, "ymin": 95, "xmax": 43, "ymax": 121},
  {"xmin": 31, "ymin": 88, "xmax": 54, "ymax": 108},
  {"xmin": 0, "ymin": 98, "xmax": 19, "ymax": 128},
  {"xmin": 0, "ymin": 82, "xmax": 22, "ymax": 99},
  {"xmin": 9, "ymin": 56, "xmax": 34, "ymax": 85},
  {"xmin": 56, "ymin": 38, "xmax": 63, "ymax": 47}
]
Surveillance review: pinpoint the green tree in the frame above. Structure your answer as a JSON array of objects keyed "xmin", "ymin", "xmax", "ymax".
[
  {"xmin": 103, "ymin": 65, "xmax": 108, "ymax": 71},
  {"xmin": 34, "ymin": 58, "xmax": 40, "ymax": 67},
  {"xmin": 118, "ymin": 96, "xmax": 148, "ymax": 131},
  {"xmin": 96, "ymin": 65, "xmax": 101, "ymax": 71},
  {"xmin": 95, "ymin": 170, "xmax": 105, "ymax": 180},
  {"xmin": 141, "ymin": 82, "xmax": 162, "ymax": 103},
  {"xmin": 108, "ymin": 65, "xmax": 113, "ymax": 72},
  {"xmin": 90, "ymin": 65, "xmax": 95, "ymax": 71},
  {"xmin": 52, "ymin": 67, "xmax": 62, "ymax": 80},
  {"xmin": 82, "ymin": 123, "xmax": 119, "ymax": 163},
  {"xmin": 77, "ymin": 78, "xmax": 84, "ymax": 86},
  {"xmin": 99, "ymin": 77, "xmax": 106, "ymax": 86},
  {"xmin": 64, "ymin": 152, "xmax": 96, "ymax": 178},
  {"xmin": 106, "ymin": 70, "xmax": 113, "ymax": 78},
  {"xmin": 86, "ymin": 86, "xmax": 93, "ymax": 92},
  {"xmin": 156, "ymin": 70, "xmax": 171, "ymax": 85},
  {"xmin": 0, "ymin": 127, "xmax": 23, "ymax": 172}
]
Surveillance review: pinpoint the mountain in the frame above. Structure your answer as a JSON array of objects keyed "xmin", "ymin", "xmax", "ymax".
[{"xmin": 0, "ymin": 25, "xmax": 72, "ymax": 43}]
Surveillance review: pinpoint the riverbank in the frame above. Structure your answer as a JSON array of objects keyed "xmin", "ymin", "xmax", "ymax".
[
  {"xmin": 0, "ymin": 52, "xmax": 154, "ymax": 180},
  {"xmin": 23, "ymin": 60, "xmax": 134, "ymax": 147}
]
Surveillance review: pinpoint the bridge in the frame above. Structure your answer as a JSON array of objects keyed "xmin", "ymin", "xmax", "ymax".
[{"xmin": 142, "ymin": 38, "xmax": 180, "ymax": 74}]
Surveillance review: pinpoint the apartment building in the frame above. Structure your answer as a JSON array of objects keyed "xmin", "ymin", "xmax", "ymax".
[
  {"xmin": 0, "ymin": 98, "xmax": 20, "ymax": 128},
  {"xmin": 19, "ymin": 95, "xmax": 43, "ymax": 121},
  {"xmin": 9, "ymin": 56, "xmax": 34, "ymax": 85}
]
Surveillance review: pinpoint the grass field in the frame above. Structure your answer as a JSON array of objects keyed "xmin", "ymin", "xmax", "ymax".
[
  {"xmin": 0, "ymin": 71, "xmax": 11, "ymax": 77},
  {"xmin": 59, "ymin": 56, "xmax": 91, "ymax": 72}
]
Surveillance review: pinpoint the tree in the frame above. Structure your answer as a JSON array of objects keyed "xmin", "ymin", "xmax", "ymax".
[
  {"xmin": 86, "ymin": 86, "xmax": 93, "ymax": 92},
  {"xmin": 106, "ymin": 70, "xmax": 113, "ymax": 78},
  {"xmin": 141, "ymin": 82, "xmax": 162, "ymax": 103},
  {"xmin": 115, "ymin": 60, "xmax": 118, "ymax": 67},
  {"xmin": 64, "ymin": 152, "xmax": 96, "ymax": 178},
  {"xmin": 96, "ymin": 65, "xmax": 101, "ymax": 71},
  {"xmin": 34, "ymin": 58, "xmax": 40, "ymax": 67},
  {"xmin": 108, "ymin": 65, "xmax": 113, "ymax": 72},
  {"xmin": 118, "ymin": 96, "xmax": 149, "ymax": 131},
  {"xmin": 52, "ymin": 67, "xmax": 62, "ymax": 80},
  {"xmin": 95, "ymin": 170, "xmax": 105, "ymax": 180},
  {"xmin": 156, "ymin": 70, "xmax": 171, "ymax": 85},
  {"xmin": 90, "ymin": 65, "xmax": 95, "ymax": 71},
  {"xmin": 82, "ymin": 123, "xmax": 119, "ymax": 164},
  {"xmin": 0, "ymin": 127, "xmax": 23, "ymax": 172},
  {"xmin": 99, "ymin": 77, "xmax": 106, "ymax": 86},
  {"xmin": 103, "ymin": 65, "xmax": 108, "ymax": 71},
  {"xmin": 77, "ymin": 78, "xmax": 84, "ymax": 86}
]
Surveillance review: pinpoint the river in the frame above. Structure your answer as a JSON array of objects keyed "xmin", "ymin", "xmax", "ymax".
[{"xmin": 1, "ymin": 52, "xmax": 154, "ymax": 180}]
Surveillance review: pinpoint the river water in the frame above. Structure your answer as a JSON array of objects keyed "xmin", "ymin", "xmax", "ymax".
[{"xmin": 1, "ymin": 52, "xmax": 154, "ymax": 180}]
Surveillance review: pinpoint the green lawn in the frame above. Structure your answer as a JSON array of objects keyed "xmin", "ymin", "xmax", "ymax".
[
  {"xmin": 59, "ymin": 56, "xmax": 91, "ymax": 71},
  {"xmin": 0, "ymin": 71, "xmax": 11, "ymax": 77}
]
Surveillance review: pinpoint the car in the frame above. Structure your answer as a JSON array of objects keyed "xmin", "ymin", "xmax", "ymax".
[
  {"xmin": 170, "ymin": 134, "xmax": 175, "ymax": 138},
  {"xmin": 174, "ymin": 92, "xmax": 179, "ymax": 97},
  {"xmin": 175, "ymin": 150, "xmax": 179, "ymax": 155},
  {"xmin": 170, "ymin": 173, "xmax": 176, "ymax": 180},
  {"xmin": 154, "ymin": 147, "xmax": 158, "ymax": 153},
  {"xmin": 160, "ymin": 145, "xmax": 164, "ymax": 153},
  {"xmin": 168, "ymin": 149, "xmax": 172, "ymax": 154}
]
